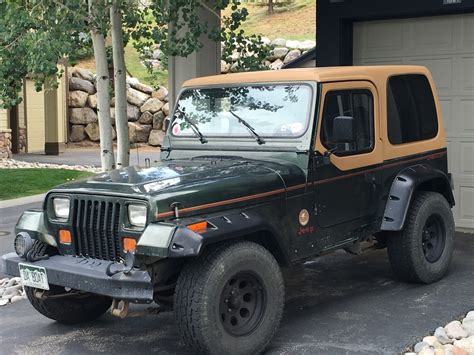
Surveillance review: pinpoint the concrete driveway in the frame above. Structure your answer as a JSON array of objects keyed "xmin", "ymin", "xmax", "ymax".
[{"xmin": 1, "ymin": 202, "xmax": 473, "ymax": 354}]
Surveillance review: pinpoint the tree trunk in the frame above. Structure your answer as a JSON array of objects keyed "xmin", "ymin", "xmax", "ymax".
[
  {"xmin": 89, "ymin": 0, "xmax": 115, "ymax": 171},
  {"xmin": 110, "ymin": 1, "xmax": 130, "ymax": 168},
  {"xmin": 268, "ymin": 0, "xmax": 274, "ymax": 14}
]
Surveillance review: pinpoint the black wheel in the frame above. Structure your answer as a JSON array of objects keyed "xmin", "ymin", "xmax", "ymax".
[
  {"xmin": 24, "ymin": 241, "xmax": 112, "ymax": 325},
  {"xmin": 387, "ymin": 191, "xmax": 455, "ymax": 284},
  {"xmin": 174, "ymin": 241, "xmax": 284, "ymax": 355}
]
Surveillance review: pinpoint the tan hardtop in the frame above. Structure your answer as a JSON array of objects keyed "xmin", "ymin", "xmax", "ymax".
[{"xmin": 182, "ymin": 65, "xmax": 433, "ymax": 87}]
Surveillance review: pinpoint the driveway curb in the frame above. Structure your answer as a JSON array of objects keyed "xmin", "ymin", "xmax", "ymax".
[{"xmin": 0, "ymin": 194, "xmax": 45, "ymax": 209}]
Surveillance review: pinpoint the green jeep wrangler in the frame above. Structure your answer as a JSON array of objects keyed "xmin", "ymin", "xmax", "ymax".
[{"xmin": 1, "ymin": 66, "xmax": 455, "ymax": 354}]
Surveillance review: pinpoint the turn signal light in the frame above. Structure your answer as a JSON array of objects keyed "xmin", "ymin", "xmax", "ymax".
[
  {"xmin": 123, "ymin": 237, "xmax": 137, "ymax": 253},
  {"xmin": 59, "ymin": 230, "xmax": 72, "ymax": 245},
  {"xmin": 187, "ymin": 221, "xmax": 209, "ymax": 233}
]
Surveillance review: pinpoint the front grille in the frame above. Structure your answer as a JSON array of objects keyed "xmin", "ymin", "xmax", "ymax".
[{"xmin": 72, "ymin": 198, "xmax": 123, "ymax": 261}]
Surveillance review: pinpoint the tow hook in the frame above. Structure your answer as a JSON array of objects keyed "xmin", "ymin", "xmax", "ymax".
[
  {"xmin": 106, "ymin": 252, "xmax": 135, "ymax": 277},
  {"xmin": 111, "ymin": 299, "xmax": 129, "ymax": 318}
]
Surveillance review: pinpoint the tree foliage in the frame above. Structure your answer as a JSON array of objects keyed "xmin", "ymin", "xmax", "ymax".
[
  {"xmin": 0, "ymin": 1, "xmax": 89, "ymax": 108},
  {"xmin": 0, "ymin": 1, "xmax": 270, "ymax": 110},
  {"xmin": 126, "ymin": 0, "xmax": 271, "ymax": 75}
]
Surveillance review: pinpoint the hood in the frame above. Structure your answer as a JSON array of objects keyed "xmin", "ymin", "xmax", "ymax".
[{"xmin": 52, "ymin": 156, "xmax": 306, "ymax": 219}]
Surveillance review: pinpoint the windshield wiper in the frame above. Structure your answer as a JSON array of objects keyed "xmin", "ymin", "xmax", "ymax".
[
  {"xmin": 229, "ymin": 111, "xmax": 265, "ymax": 145},
  {"xmin": 176, "ymin": 110, "xmax": 208, "ymax": 144}
]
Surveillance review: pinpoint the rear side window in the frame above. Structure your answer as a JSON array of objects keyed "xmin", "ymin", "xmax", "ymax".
[{"xmin": 387, "ymin": 74, "xmax": 438, "ymax": 144}]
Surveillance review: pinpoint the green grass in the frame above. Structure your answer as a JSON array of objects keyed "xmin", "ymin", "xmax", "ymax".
[
  {"xmin": 0, "ymin": 169, "xmax": 94, "ymax": 201},
  {"xmin": 77, "ymin": 45, "xmax": 168, "ymax": 87},
  {"xmin": 227, "ymin": 0, "xmax": 316, "ymax": 41},
  {"xmin": 124, "ymin": 46, "xmax": 168, "ymax": 87}
]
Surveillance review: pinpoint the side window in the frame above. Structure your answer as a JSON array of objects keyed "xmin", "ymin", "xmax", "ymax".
[
  {"xmin": 320, "ymin": 90, "xmax": 374, "ymax": 156},
  {"xmin": 387, "ymin": 74, "xmax": 438, "ymax": 144}
]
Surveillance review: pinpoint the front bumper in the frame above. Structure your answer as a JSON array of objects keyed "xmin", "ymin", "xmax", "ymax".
[{"xmin": 1, "ymin": 253, "xmax": 153, "ymax": 303}]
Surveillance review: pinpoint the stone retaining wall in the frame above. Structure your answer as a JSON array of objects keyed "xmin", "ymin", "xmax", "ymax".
[
  {"xmin": 221, "ymin": 37, "xmax": 316, "ymax": 73},
  {"xmin": 143, "ymin": 37, "xmax": 315, "ymax": 73},
  {"xmin": 68, "ymin": 68, "xmax": 169, "ymax": 147},
  {"xmin": 18, "ymin": 127, "xmax": 26, "ymax": 153},
  {"xmin": 0, "ymin": 129, "xmax": 12, "ymax": 159}
]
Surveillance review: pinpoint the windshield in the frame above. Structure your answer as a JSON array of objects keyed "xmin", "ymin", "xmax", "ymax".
[{"xmin": 171, "ymin": 84, "xmax": 313, "ymax": 139}]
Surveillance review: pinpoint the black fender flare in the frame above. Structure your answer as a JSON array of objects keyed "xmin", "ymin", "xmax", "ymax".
[
  {"xmin": 381, "ymin": 164, "xmax": 455, "ymax": 231},
  {"xmin": 167, "ymin": 210, "xmax": 289, "ymax": 264}
]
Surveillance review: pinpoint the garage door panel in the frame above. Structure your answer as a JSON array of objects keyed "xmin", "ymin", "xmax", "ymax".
[
  {"xmin": 357, "ymin": 58, "xmax": 406, "ymax": 66},
  {"xmin": 458, "ymin": 186, "xmax": 474, "ymax": 228},
  {"xmin": 459, "ymin": 142, "xmax": 474, "ymax": 177},
  {"xmin": 365, "ymin": 21, "xmax": 404, "ymax": 51},
  {"xmin": 461, "ymin": 57, "xmax": 474, "ymax": 91},
  {"xmin": 354, "ymin": 14, "xmax": 474, "ymax": 231},
  {"xmin": 460, "ymin": 100, "xmax": 474, "ymax": 134},
  {"xmin": 407, "ymin": 57, "xmax": 453, "ymax": 91},
  {"xmin": 439, "ymin": 98, "xmax": 453, "ymax": 134},
  {"xmin": 412, "ymin": 17, "xmax": 455, "ymax": 51},
  {"xmin": 462, "ymin": 16, "xmax": 474, "ymax": 47}
]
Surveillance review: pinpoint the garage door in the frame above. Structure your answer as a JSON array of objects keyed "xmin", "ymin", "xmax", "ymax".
[{"xmin": 354, "ymin": 14, "xmax": 474, "ymax": 231}]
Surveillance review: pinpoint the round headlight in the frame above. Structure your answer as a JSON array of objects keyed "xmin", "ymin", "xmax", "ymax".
[
  {"xmin": 14, "ymin": 232, "xmax": 34, "ymax": 258},
  {"xmin": 53, "ymin": 197, "xmax": 70, "ymax": 220},
  {"xmin": 128, "ymin": 204, "xmax": 147, "ymax": 228}
]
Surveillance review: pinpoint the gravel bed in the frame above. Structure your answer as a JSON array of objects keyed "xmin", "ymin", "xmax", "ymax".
[
  {"xmin": 406, "ymin": 311, "xmax": 474, "ymax": 355},
  {"xmin": 0, "ymin": 158, "xmax": 101, "ymax": 173},
  {"xmin": 0, "ymin": 277, "xmax": 26, "ymax": 306}
]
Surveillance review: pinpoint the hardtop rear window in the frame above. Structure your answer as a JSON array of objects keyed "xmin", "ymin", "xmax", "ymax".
[{"xmin": 387, "ymin": 74, "xmax": 438, "ymax": 145}]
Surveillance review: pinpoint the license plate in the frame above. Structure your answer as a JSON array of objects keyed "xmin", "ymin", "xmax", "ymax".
[{"xmin": 18, "ymin": 263, "xmax": 50, "ymax": 290}]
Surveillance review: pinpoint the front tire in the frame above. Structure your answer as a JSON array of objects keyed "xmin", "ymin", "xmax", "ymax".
[
  {"xmin": 174, "ymin": 241, "xmax": 284, "ymax": 355},
  {"xmin": 25, "ymin": 286, "xmax": 112, "ymax": 325},
  {"xmin": 387, "ymin": 191, "xmax": 455, "ymax": 284},
  {"xmin": 24, "ymin": 241, "xmax": 112, "ymax": 325}
]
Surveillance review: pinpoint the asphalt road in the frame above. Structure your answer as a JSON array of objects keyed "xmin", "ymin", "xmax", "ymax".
[{"xmin": 1, "ymin": 202, "xmax": 473, "ymax": 354}]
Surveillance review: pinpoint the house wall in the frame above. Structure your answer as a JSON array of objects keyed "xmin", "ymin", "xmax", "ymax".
[
  {"xmin": 0, "ymin": 109, "xmax": 8, "ymax": 130},
  {"xmin": 24, "ymin": 80, "xmax": 45, "ymax": 153},
  {"xmin": 0, "ymin": 109, "xmax": 11, "ymax": 158}
]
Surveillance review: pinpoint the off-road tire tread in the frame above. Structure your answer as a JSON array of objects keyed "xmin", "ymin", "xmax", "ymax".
[
  {"xmin": 24, "ymin": 241, "xmax": 112, "ymax": 325},
  {"xmin": 174, "ymin": 241, "xmax": 284, "ymax": 354},
  {"xmin": 387, "ymin": 191, "xmax": 454, "ymax": 284}
]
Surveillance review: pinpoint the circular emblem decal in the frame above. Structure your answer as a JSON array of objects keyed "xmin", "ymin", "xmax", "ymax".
[{"xmin": 299, "ymin": 209, "xmax": 310, "ymax": 226}]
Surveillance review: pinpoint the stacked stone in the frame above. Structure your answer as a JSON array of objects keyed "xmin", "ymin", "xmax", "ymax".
[
  {"xmin": 407, "ymin": 311, "xmax": 474, "ymax": 355},
  {"xmin": 0, "ymin": 277, "xmax": 26, "ymax": 306},
  {"xmin": 220, "ymin": 37, "xmax": 316, "ymax": 73},
  {"xmin": 18, "ymin": 127, "xmax": 26, "ymax": 152},
  {"xmin": 68, "ymin": 68, "xmax": 169, "ymax": 148},
  {"xmin": 0, "ymin": 129, "xmax": 12, "ymax": 159}
]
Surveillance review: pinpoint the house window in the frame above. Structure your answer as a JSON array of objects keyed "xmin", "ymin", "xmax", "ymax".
[
  {"xmin": 387, "ymin": 74, "xmax": 438, "ymax": 145},
  {"xmin": 320, "ymin": 89, "xmax": 374, "ymax": 156}
]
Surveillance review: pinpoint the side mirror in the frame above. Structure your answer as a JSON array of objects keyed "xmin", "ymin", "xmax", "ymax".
[{"xmin": 332, "ymin": 116, "xmax": 355, "ymax": 144}]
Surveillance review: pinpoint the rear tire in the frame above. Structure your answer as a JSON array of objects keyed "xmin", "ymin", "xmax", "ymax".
[
  {"xmin": 174, "ymin": 241, "xmax": 284, "ymax": 355},
  {"xmin": 24, "ymin": 241, "xmax": 112, "ymax": 325},
  {"xmin": 387, "ymin": 191, "xmax": 455, "ymax": 284}
]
